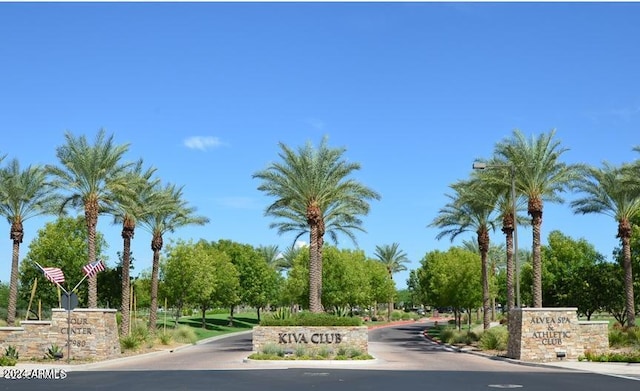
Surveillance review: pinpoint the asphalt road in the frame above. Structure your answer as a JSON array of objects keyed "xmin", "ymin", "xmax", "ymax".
[{"xmin": 1, "ymin": 322, "xmax": 638, "ymax": 391}]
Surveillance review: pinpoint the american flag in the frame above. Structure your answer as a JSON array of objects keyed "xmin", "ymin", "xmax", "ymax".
[
  {"xmin": 42, "ymin": 267, "xmax": 65, "ymax": 284},
  {"xmin": 82, "ymin": 260, "xmax": 105, "ymax": 278}
]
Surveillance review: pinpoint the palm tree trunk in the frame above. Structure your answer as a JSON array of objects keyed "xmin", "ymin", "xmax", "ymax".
[
  {"xmin": 86, "ymin": 202, "xmax": 99, "ymax": 308},
  {"xmin": 309, "ymin": 226, "xmax": 321, "ymax": 313},
  {"xmin": 120, "ymin": 225, "xmax": 133, "ymax": 336},
  {"xmin": 149, "ymin": 234, "xmax": 163, "ymax": 333},
  {"xmin": 529, "ymin": 198, "xmax": 543, "ymax": 308},
  {"xmin": 478, "ymin": 228, "xmax": 490, "ymax": 330},
  {"xmin": 7, "ymin": 239, "xmax": 21, "ymax": 326},
  {"xmin": 620, "ymin": 221, "xmax": 636, "ymax": 327},
  {"xmin": 504, "ymin": 225, "xmax": 515, "ymax": 313}
]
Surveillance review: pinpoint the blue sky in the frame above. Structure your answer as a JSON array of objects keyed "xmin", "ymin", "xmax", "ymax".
[{"xmin": 1, "ymin": 3, "xmax": 639, "ymax": 290}]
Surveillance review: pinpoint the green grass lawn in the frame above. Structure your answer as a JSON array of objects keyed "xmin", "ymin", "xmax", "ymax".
[{"xmin": 156, "ymin": 310, "xmax": 260, "ymax": 340}]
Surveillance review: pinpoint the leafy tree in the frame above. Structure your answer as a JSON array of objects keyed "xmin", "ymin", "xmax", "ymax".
[
  {"xmin": 137, "ymin": 182, "xmax": 209, "ymax": 333},
  {"xmin": 163, "ymin": 240, "xmax": 238, "ymax": 328},
  {"xmin": 366, "ymin": 258, "xmax": 396, "ymax": 315},
  {"xmin": 253, "ymin": 136, "xmax": 381, "ymax": 312},
  {"xmin": 417, "ymin": 248, "xmax": 482, "ymax": 330},
  {"xmin": 374, "ymin": 243, "xmax": 409, "ymax": 320},
  {"xmin": 18, "ymin": 217, "xmax": 107, "ymax": 310},
  {"xmin": 572, "ymin": 161, "xmax": 640, "ymax": 327},
  {"xmin": 0, "ymin": 282, "xmax": 9, "ymax": 319},
  {"xmin": 541, "ymin": 231, "xmax": 605, "ymax": 311},
  {"xmin": 0, "ymin": 159, "xmax": 60, "ymax": 325},
  {"xmin": 462, "ymin": 239, "xmax": 505, "ymax": 319},
  {"xmin": 494, "ymin": 129, "xmax": 578, "ymax": 308},
  {"xmin": 47, "ymin": 130, "xmax": 131, "ymax": 308},
  {"xmin": 97, "ymin": 264, "xmax": 122, "ymax": 310},
  {"xmin": 430, "ymin": 178, "xmax": 499, "ymax": 329},
  {"xmin": 406, "ymin": 270, "xmax": 426, "ymax": 309},
  {"xmin": 208, "ymin": 240, "xmax": 275, "ymax": 323},
  {"xmin": 321, "ymin": 247, "xmax": 371, "ymax": 310}
]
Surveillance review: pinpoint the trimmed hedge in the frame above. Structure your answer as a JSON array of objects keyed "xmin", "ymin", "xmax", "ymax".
[{"xmin": 260, "ymin": 312, "xmax": 362, "ymax": 327}]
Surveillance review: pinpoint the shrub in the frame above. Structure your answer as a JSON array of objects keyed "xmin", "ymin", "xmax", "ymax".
[
  {"xmin": 260, "ymin": 312, "xmax": 362, "ymax": 327},
  {"xmin": 158, "ymin": 332, "xmax": 173, "ymax": 345},
  {"xmin": 271, "ymin": 307, "xmax": 292, "ymax": 320},
  {"xmin": 0, "ymin": 356, "xmax": 17, "ymax": 366},
  {"xmin": 46, "ymin": 344, "xmax": 63, "ymax": 360},
  {"xmin": 316, "ymin": 346, "xmax": 333, "ymax": 359},
  {"xmin": 439, "ymin": 328, "xmax": 455, "ymax": 343},
  {"xmin": 262, "ymin": 344, "xmax": 284, "ymax": 357},
  {"xmin": 479, "ymin": 327, "xmax": 508, "ymax": 351},
  {"xmin": 120, "ymin": 334, "xmax": 141, "ymax": 351},
  {"xmin": 609, "ymin": 328, "xmax": 627, "ymax": 348},
  {"xmin": 4, "ymin": 345, "xmax": 19, "ymax": 360},
  {"xmin": 172, "ymin": 325, "xmax": 197, "ymax": 344}
]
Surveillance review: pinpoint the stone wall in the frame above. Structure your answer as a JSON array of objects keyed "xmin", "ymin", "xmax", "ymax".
[
  {"xmin": 507, "ymin": 308, "xmax": 609, "ymax": 362},
  {"xmin": 0, "ymin": 308, "xmax": 120, "ymax": 361},
  {"xmin": 253, "ymin": 326, "xmax": 368, "ymax": 355},
  {"xmin": 578, "ymin": 321, "xmax": 609, "ymax": 355}
]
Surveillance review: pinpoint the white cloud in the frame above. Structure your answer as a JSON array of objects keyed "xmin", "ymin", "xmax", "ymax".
[
  {"xmin": 294, "ymin": 240, "xmax": 308, "ymax": 249},
  {"xmin": 184, "ymin": 136, "xmax": 226, "ymax": 151}
]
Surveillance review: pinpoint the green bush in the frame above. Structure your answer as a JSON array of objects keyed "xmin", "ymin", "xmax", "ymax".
[
  {"xmin": 158, "ymin": 332, "xmax": 173, "ymax": 345},
  {"xmin": 479, "ymin": 327, "xmax": 508, "ymax": 351},
  {"xmin": 271, "ymin": 307, "xmax": 292, "ymax": 320},
  {"xmin": 262, "ymin": 344, "xmax": 284, "ymax": 357},
  {"xmin": 0, "ymin": 356, "xmax": 17, "ymax": 366},
  {"xmin": 439, "ymin": 328, "xmax": 455, "ymax": 343},
  {"xmin": 609, "ymin": 328, "xmax": 627, "ymax": 348},
  {"xmin": 172, "ymin": 325, "xmax": 198, "ymax": 344},
  {"xmin": 120, "ymin": 334, "xmax": 141, "ymax": 351},
  {"xmin": 4, "ymin": 345, "xmax": 19, "ymax": 360},
  {"xmin": 46, "ymin": 344, "xmax": 63, "ymax": 360},
  {"xmin": 260, "ymin": 312, "xmax": 362, "ymax": 327}
]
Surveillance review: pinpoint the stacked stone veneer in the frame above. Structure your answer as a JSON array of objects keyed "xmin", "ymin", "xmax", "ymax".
[
  {"xmin": 253, "ymin": 326, "xmax": 368, "ymax": 354},
  {"xmin": 0, "ymin": 308, "xmax": 120, "ymax": 361},
  {"xmin": 508, "ymin": 308, "xmax": 609, "ymax": 362}
]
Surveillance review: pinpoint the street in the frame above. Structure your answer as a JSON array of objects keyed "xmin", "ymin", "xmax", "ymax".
[{"xmin": 1, "ymin": 322, "xmax": 637, "ymax": 390}]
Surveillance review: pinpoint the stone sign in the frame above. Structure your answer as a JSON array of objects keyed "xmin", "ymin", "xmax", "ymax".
[
  {"xmin": 0, "ymin": 308, "xmax": 120, "ymax": 361},
  {"xmin": 508, "ymin": 307, "xmax": 608, "ymax": 362}
]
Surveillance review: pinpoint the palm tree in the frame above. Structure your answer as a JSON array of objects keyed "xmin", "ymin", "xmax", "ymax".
[
  {"xmin": 0, "ymin": 159, "xmax": 60, "ymax": 325},
  {"xmin": 47, "ymin": 129, "xmax": 131, "ymax": 308},
  {"xmin": 430, "ymin": 178, "xmax": 500, "ymax": 330},
  {"xmin": 494, "ymin": 129, "xmax": 578, "ymax": 308},
  {"xmin": 571, "ymin": 161, "xmax": 640, "ymax": 327},
  {"xmin": 257, "ymin": 244, "xmax": 290, "ymax": 274},
  {"xmin": 109, "ymin": 160, "xmax": 159, "ymax": 336},
  {"xmin": 472, "ymin": 158, "xmax": 530, "ymax": 314},
  {"xmin": 253, "ymin": 136, "xmax": 381, "ymax": 313},
  {"xmin": 138, "ymin": 182, "xmax": 209, "ymax": 332},
  {"xmin": 374, "ymin": 243, "xmax": 409, "ymax": 321}
]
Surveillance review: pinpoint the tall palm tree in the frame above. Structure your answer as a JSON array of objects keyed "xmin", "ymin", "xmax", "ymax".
[
  {"xmin": 374, "ymin": 243, "xmax": 409, "ymax": 320},
  {"xmin": 472, "ymin": 158, "xmax": 530, "ymax": 314},
  {"xmin": 253, "ymin": 136, "xmax": 380, "ymax": 313},
  {"xmin": 47, "ymin": 129, "xmax": 131, "ymax": 308},
  {"xmin": 430, "ymin": 178, "xmax": 500, "ymax": 330},
  {"xmin": 109, "ymin": 160, "xmax": 159, "ymax": 336},
  {"xmin": 138, "ymin": 182, "xmax": 209, "ymax": 332},
  {"xmin": 0, "ymin": 159, "xmax": 60, "ymax": 325},
  {"xmin": 494, "ymin": 129, "xmax": 578, "ymax": 308},
  {"xmin": 571, "ymin": 161, "xmax": 640, "ymax": 327}
]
